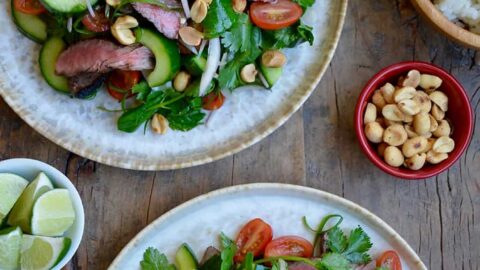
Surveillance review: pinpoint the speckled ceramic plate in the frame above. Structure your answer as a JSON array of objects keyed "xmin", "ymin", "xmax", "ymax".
[
  {"xmin": 109, "ymin": 184, "xmax": 427, "ymax": 270},
  {"xmin": 0, "ymin": 1, "xmax": 347, "ymax": 170}
]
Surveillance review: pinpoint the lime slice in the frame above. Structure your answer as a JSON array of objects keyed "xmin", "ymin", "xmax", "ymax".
[
  {"xmin": 0, "ymin": 173, "xmax": 28, "ymax": 224},
  {"xmin": 0, "ymin": 227, "xmax": 22, "ymax": 270},
  {"xmin": 8, "ymin": 172, "xmax": 54, "ymax": 233},
  {"xmin": 31, "ymin": 189, "xmax": 76, "ymax": 237},
  {"xmin": 21, "ymin": 235, "xmax": 71, "ymax": 270}
]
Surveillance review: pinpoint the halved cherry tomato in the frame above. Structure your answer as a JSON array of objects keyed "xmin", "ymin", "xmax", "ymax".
[
  {"xmin": 250, "ymin": 0, "xmax": 303, "ymax": 30},
  {"xmin": 234, "ymin": 218, "xmax": 273, "ymax": 262},
  {"xmin": 13, "ymin": 0, "xmax": 46, "ymax": 15},
  {"xmin": 264, "ymin": 236, "xmax": 314, "ymax": 258},
  {"xmin": 82, "ymin": 8, "xmax": 110, "ymax": 33},
  {"xmin": 202, "ymin": 91, "xmax": 225, "ymax": 111},
  {"xmin": 376, "ymin": 250, "xmax": 402, "ymax": 270},
  {"xmin": 107, "ymin": 70, "xmax": 142, "ymax": 101}
]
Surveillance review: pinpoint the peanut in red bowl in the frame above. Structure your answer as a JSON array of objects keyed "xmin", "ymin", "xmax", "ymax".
[{"xmin": 354, "ymin": 62, "xmax": 474, "ymax": 180}]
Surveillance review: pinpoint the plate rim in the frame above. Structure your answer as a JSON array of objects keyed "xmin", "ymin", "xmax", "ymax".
[
  {"xmin": 0, "ymin": 0, "xmax": 348, "ymax": 171},
  {"xmin": 108, "ymin": 183, "xmax": 427, "ymax": 269}
]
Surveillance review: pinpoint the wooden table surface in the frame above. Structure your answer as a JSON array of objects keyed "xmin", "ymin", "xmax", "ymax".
[{"xmin": 1, "ymin": 0, "xmax": 479, "ymax": 269}]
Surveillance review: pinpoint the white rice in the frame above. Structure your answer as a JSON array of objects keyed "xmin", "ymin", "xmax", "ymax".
[{"xmin": 434, "ymin": 0, "xmax": 480, "ymax": 33}]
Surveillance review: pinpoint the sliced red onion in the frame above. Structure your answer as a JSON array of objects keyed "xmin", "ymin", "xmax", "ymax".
[
  {"xmin": 258, "ymin": 72, "xmax": 270, "ymax": 89},
  {"xmin": 198, "ymin": 40, "xmax": 208, "ymax": 56},
  {"xmin": 218, "ymin": 52, "xmax": 228, "ymax": 69},
  {"xmin": 85, "ymin": 0, "xmax": 95, "ymax": 17},
  {"xmin": 67, "ymin": 17, "xmax": 73, "ymax": 33},
  {"xmin": 199, "ymin": 38, "xmax": 221, "ymax": 96},
  {"xmin": 181, "ymin": 0, "xmax": 191, "ymax": 18}
]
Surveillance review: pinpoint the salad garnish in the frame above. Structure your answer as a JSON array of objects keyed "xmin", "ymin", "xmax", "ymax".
[
  {"xmin": 11, "ymin": 0, "xmax": 315, "ymax": 134},
  {"xmin": 139, "ymin": 214, "xmax": 403, "ymax": 270}
]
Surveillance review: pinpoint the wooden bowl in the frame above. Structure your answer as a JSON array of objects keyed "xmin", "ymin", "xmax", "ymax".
[{"xmin": 411, "ymin": 0, "xmax": 480, "ymax": 49}]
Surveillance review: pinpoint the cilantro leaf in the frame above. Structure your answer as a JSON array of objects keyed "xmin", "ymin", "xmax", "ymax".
[
  {"xmin": 342, "ymin": 227, "xmax": 373, "ymax": 264},
  {"xmin": 317, "ymin": 253, "xmax": 352, "ymax": 270},
  {"xmin": 203, "ymin": 0, "xmax": 238, "ymax": 38},
  {"xmin": 292, "ymin": 0, "xmax": 315, "ymax": 9},
  {"xmin": 262, "ymin": 22, "xmax": 314, "ymax": 49},
  {"xmin": 164, "ymin": 97, "xmax": 205, "ymax": 131},
  {"xmin": 221, "ymin": 14, "xmax": 262, "ymax": 55},
  {"xmin": 140, "ymin": 247, "xmax": 176, "ymax": 270},
  {"xmin": 219, "ymin": 233, "xmax": 236, "ymax": 270},
  {"xmin": 327, "ymin": 226, "xmax": 347, "ymax": 253}
]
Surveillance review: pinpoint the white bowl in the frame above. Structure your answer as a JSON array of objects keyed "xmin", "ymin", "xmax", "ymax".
[{"xmin": 0, "ymin": 158, "xmax": 84, "ymax": 270}]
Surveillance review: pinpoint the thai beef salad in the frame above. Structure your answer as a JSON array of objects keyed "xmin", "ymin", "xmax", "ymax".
[
  {"xmin": 11, "ymin": 0, "xmax": 314, "ymax": 133},
  {"xmin": 139, "ymin": 215, "xmax": 403, "ymax": 270}
]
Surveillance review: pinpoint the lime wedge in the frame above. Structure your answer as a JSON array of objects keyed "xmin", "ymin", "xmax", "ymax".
[
  {"xmin": 0, "ymin": 227, "xmax": 22, "ymax": 270},
  {"xmin": 8, "ymin": 172, "xmax": 54, "ymax": 233},
  {"xmin": 31, "ymin": 189, "xmax": 76, "ymax": 237},
  {"xmin": 0, "ymin": 173, "xmax": 28, "ymax": 224},
  {"xmin": 21, "ymin": 235, "xmax": 71, "ymax": 270}
]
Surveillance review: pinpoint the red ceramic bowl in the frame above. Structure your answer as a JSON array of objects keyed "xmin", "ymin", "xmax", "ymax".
[{"xmin": 354, "ymin": 62, "xmax": 473, "ymax": 179}]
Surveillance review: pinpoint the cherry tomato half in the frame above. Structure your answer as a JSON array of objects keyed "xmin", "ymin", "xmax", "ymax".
[
  {"xmin": 14, "ymin": 0, "xmax": 46, "ymax": 15},
  {"xmin": 202, "ymin": 91, "xmax": 225, "ymax": 111},
  {"xmin": 250, "ymin": 0, "xmax": 303, "ymax": 30},
  {"xmin": 234, "ymin": 218, "xmax": 273, "ymax": 262},
  {"xmin": 264, "ymin": 236, "xmax": 314, "ymax": 258},
  {"xmin": 107, "ymin": 70, "xmax": 142, "ymax": 101},
  {"xmin": 82, "ymin": 8, "xmax": 110, "ymax": 33},
  {"xmin": 376, "ymin": 250, "xmax": 402, "ymax": 270}
]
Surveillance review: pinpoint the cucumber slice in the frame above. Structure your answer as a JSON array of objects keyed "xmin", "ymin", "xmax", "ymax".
[
  {"xmin": 40, "ymin": 0, "xmax": 98, "ymax": 13},
  {"xmin": 39, "ymin": 37, "xmax": 70, "ymax": 93},
  {"xmin": 11, "ymin": 0, "xmax": 47, "ymax": 43},
  {"xmin": 135, "ymin": 28, "xmax": 180, "ymax": 87},
  {"xmin": 184, "ymin": 55, "xmax": 207, "ymax": 76},
  {"xmin": 175, "ymin": 243, "xmax": 198, "ymax": 270},
  {"xmin": 259, "ymin": 64, "xmax": 283, "ymax": 88}
]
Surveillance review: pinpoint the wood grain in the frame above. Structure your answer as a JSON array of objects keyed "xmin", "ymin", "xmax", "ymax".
[{"xmin": 0, "ymin": 0, "xmax": 479, "ymax": 269}]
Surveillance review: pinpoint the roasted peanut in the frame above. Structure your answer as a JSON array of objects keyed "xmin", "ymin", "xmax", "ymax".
[
  {"xmin": 426, "ymin": 150, "xmax": 448, "ymax": 164},
  {"xmin": 364, "ymin": 103, "xmax": 377, "ymax": 124},
  {"xmin": 432, "ymin": 136, "xmax": 455, "ymax": 153},
  {"xmin": 151, "ymin": 114, "xmax": 169, "ymax": 134},
  {"xmin": 413, "ymin": 112, "xmax": 431, "ymax": 135},
  {"xmin": 429, "ymin": 114, "xmax": 438, "ymax": 132},
  {"xmin": 423, "ymin": 138, "xmax": 435, "ymax": 153},
  {"xmin": 405, "ymin": 125, "xmax": 418, "ymax": 138},
  {"xmin": 384, "ymin": 146, "xmax": 404, "ymax": 167},
  {"xmin": 403, "ymin": 113, "xmax": 413, "ymax": 123},
  {"xmin": 376, "ymin": 117, "xmax": 387, "ymax": 128},
  {"xmin": 365, "ymin": 122, "xmax": 384, "ymax": 143},
  {"xmin": 419, "ymin": 74, "xmax": 442, "ymax": 91},
  {"xmin": 405, "ymin": 153, "xmax": 426, "ymax": 170},
  {"xmin": 232, "ymin": 0, "xmax": 247, "ymax": 13},
  {"xmin": 191, "ymin": 0, "xmax": 209, "ymax": 23},
  {"xmin": 179, "ymin": 26, "xmax": 204, "ymax": 46},
  {"xmin": 106, "ymin": 0, "xmax": 121, "ymax": 6},
  {"xmin": 398, "ymin": 99, "xmax": 421, "ymax": 116},
  {"xmin": 380, "ymin": 83, "xmax": 395, "ymax": 104},
  {"xmin": 401, "ymin": 69, "xmax": 421, "ymax": 88},
  {"xmin": 261, "ymin": 50, "xmax": 286, "ymax": 68},
  {"xmin": 372, "ymin": 90, "xmax": 387, "ymax": 110},
  {"xmin": 433, "ymin": 120, "xmax": 451, "ymax": 137},
  {"xmin": 240, "ymin": 64, "xmax": 257, "ymax": 83},
  {"xmin": 413, "ymin": 90, "xmax": 432, "ymax": 113},
  {"xmin": 429, "ymin": 91, "xmax": 448, "ymax": 111},
  {"xmin": 383, "ymin": 124, "xmax": 408, "ymax": 146},
  {"xmin": 431, "ymin": 104, "xmax": 445, "ymax": 121},
  {"xmin": 173, "ymin": 71, "xmax": 191, "ymax": 92},
  {"xmin": 394, "ymin": 86, "xmax": 416, "ymax": 102},
  {"xmin": 378, "ymin": 142, "xmax": 388, "ymax": 157},
  {"xmin": 111, "ymin": 16, "xmax": 139, "ymax": 45},
  {"xmin": 382, "ymin": 104, "xmax": 404, "ymax": 122},
  {"xmin": 402, "ymin": 136, "xmax": 428, "ymax": 158}
]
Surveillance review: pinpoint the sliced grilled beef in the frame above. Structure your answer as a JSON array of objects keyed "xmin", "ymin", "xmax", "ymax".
[
  {"xmin": 56, "ymin": 39, "xmax": 154, "ymax": 77},
  {"xmin": 69, "ymin": 73, "xmax": 106, "ymax": 98},
  {"xmin": 200, "ymin": 246, "xmax": 220, "ymax": 265},
  {"xmin": 133, "ymin": 3, "xmax": 181, "ymax": 39},
  {"xmin": 288, "ymin": 262, "xmax": 317, "ymax": 270}
]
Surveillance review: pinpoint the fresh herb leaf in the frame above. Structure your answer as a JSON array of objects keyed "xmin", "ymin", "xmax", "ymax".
[
  {"xmin": 219, "ymin": 233, "xmax": 236, "ymax": 270},
  {"xmin": 140, "ymin": 247, "xmax": 176, "ymax": 270},
  {"xmin": 327, "ymin": 226, "xmax": 348, "ymax": 253},
  {"xmin": 238, "ymin": 253, "xmax": 255, "ymax": 270},
  {"xmin": 271, "ymin": 259, "xmax": 288, "ymax": 270},
  {"xmin": 342, "ymin": 227, "xmax": 372, "ymax": 264},
  {"xmin": 262, "ymin": 22, "xmax": 314, "ymax": 49},
  {"xmin": 164, "ymin": 97, "xmax": 205, "ymax": 131},
  {"xmin": 132, "ymin": 80, "xmax": 152, "ymax": 101},
  {"xmin": 317, "ymin": 253, "xmax": 352, "ymax": 270},
  {"xmin": 218, "ymin": 49, "xmax": 261, "ymax": 90},
  {"xmin": 221, "ymin": 13, "xmax": 262, "ymax": 55},
  {"xmin": 292, "ymin": 0, "xmax": 315, "ymax": 9},
  {"xmin": 203, "ymin": 0, "xmax": 238, "ymax": 38}
]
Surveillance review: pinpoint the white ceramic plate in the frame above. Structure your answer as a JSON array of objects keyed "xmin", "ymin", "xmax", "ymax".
[
  {"xmin": 0, "ymin": 1, "xmax": 347, "ymax": 170},
  {"xmin": 109, "ymin": 184, "xmax": 426, "ymax": 270}
]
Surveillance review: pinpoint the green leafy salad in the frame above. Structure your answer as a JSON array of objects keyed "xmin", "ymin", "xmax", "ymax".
[
  {"xmin": 11, "ymin": 0, "xmax": 315, "ymax": 134},
  {"xmin": 139, "ymin": 215, "xmax": 403, "ymax": 270}
]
